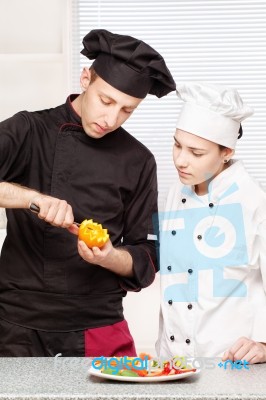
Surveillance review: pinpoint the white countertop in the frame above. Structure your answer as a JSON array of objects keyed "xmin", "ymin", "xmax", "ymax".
[{"xmin": 0, "ymin": 357, "xmax": 265, "ymax": 400}]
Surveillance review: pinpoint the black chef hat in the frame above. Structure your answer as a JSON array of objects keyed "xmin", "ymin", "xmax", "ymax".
[{"xmin": 81, "ymin": 29, "xmax": 176, "ymax": 98}]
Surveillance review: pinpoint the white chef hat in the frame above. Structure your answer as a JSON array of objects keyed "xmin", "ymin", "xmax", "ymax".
[{"xmin": 176, "ymin": 81, "xmax": 254, "ymax": 149}]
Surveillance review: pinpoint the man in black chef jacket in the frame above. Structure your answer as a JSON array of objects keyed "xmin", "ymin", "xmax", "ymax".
[{"xmin": 0, "ymin": 29, "xmax": 175, "ymax": 356}]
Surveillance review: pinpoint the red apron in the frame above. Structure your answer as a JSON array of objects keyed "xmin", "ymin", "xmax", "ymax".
[{"xmin": 84, "ymin": 319, "xmax": 137, "ymax": 357}]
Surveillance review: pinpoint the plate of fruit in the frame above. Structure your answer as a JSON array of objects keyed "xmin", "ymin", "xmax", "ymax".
[{"xmin": 89, "ymin": 353, "xmax": 199, "ymax": 383}]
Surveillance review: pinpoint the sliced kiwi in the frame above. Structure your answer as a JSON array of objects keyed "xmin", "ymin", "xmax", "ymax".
[{"xmin": 119, "ymin": 370, "xmax": 139, "ymax": 377}]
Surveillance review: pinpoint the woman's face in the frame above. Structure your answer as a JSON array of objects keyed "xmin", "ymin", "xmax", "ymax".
[{"xmin": 173, "ymin": 129, "xmax": 233, "ymax": 195}]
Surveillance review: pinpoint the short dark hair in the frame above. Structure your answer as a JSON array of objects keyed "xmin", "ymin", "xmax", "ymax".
[
  {"xmin": 89, "ymin": 66, "xmax": 99, "ymax": 83},
  {"xmin": 218, "ymin": 144, "xmax": 227, "ymax": 151}
]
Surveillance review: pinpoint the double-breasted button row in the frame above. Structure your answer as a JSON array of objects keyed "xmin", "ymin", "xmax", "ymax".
[
  {"xmin": 167, "ymin": 267, "xmax": 194, "ymax": 274},
  {"xmin": 181, "ymin": 198, "xmax": 214, "ymax": 208},
  {"xmin": 167, "ymin": 195, "xmax": 203, "ymax": 350},
  {"xmin": 169, "ymin": 336, "xmax": 191, "ymax": 345},
  {"xmin": 167, "ymin": 301, "xmax": 192, "ymax": 310}
]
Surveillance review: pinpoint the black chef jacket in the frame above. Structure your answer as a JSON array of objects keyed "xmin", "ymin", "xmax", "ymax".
[{"xmin": 0, "ymin": 95, "xmax": 158, "ymax": 332}]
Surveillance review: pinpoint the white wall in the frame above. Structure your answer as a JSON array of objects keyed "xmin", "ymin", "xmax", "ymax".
[
  {"xmin": 0, "ymin": 0, "xmax": 159, "ymax": 355},
  {"xmin": 0, "ymin": 0, "xmax": 70, "ymax": 120}
]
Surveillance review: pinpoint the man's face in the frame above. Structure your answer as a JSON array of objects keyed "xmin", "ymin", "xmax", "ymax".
[{"xmin": 77, "ymin": 71, "xmax": 143, "ymax": 139}]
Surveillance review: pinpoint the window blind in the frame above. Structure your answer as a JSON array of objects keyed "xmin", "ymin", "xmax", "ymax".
[{"xmin": 71, "ymin": 0, "xmax": 266, "ymax": 207}]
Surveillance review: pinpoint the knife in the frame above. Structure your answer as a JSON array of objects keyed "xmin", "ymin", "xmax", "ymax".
[{"xmin": 29, "ymin": 203, "xmax": 81, "ymax": 227}]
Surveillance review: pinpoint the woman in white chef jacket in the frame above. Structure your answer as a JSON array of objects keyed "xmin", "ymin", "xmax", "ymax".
[{"xmin": 156, "ymin": 82, "xmax": 266, "ymax": 364}]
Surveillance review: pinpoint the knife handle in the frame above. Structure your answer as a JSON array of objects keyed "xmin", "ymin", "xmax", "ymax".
[
  {"xmin": 29, "ymin": 203, "xmax": 80, "ymax": 227},
  {"xmin": 29, "ymin": 203, "xmax": 40, "ymax": 213}
]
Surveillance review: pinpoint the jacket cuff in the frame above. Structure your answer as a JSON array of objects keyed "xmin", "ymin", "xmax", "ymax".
[{"xmin": 118, "ymin": 244, "xmax": 157, "ymax": 291}]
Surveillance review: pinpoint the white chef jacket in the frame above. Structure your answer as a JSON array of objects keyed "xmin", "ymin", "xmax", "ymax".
[{"xmin": 156, "ymin": 160, "xmax": 266, "ymax": 358}]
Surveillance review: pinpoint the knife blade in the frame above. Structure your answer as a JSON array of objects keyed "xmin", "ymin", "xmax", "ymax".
[{"xmin": 29, "ymin": 203, "xmax": 80, "ymax": 227}]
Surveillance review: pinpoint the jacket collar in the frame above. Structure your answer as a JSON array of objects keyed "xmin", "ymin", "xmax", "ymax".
[{"xmin": 182, "ymin": 160, "xmax": 246, "ymax": 203}]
